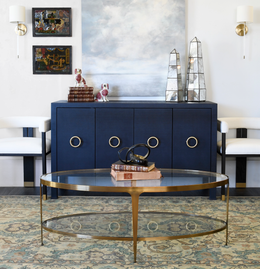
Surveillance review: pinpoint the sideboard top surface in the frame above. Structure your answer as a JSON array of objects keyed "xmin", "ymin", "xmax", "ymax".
[{"xmin": 52, "ymin": 100, "xmax": 217, "ymax": 109}]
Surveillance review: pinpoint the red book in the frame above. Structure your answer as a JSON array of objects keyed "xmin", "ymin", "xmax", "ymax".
[{"xmin": 110, "ymin": 167, "xmax": 162, "ymax": 181}]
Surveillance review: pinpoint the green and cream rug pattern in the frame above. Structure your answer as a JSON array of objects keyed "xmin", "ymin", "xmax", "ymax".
[{"xmin": 0, "ymin": 195, "xmax": 259, "ymax": 269}]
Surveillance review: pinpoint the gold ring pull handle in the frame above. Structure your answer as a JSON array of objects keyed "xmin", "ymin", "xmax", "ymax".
[
  {"xmin": 186, "ymin": 136, "xmax": 198, "ymax": 149},
  {"xmin": 109, "ymin": 136, "xmax": 121, "ymax": 148},
  {"xmin": 147, "ymin": 136, "xmax": 159, "ymax": 148},
  {"xmin": 69, "ymin": 136, "xmax": 82, "ymax": 148}
]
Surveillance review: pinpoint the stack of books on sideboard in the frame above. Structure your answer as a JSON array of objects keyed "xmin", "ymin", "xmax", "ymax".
[
  {"xmin": 68, "ymin": 87, "xmax": 95, "ymax": 102},
  {"xmin": 111, "ymin": 160, "xmax": 162, "ymax": 181}
]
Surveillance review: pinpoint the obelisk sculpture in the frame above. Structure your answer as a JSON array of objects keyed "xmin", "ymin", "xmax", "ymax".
[{"xmin": 186, "ymin": 37, "xmax": 206, "ymax": 101}]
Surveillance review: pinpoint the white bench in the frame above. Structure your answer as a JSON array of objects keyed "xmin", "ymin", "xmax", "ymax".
[
  {"xmin": 0, "ymin": 117, "xmax": 51, "ymax": 199},
  {"xmin": 217, "ymin": 117, "xmax": 260, "ymax": 199}
]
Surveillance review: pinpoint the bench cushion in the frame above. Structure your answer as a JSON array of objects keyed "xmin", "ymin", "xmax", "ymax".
[
  {"xmin": 0, "ymin": 137, "xmax": 51, "ymax": 154},
  {"xmin": 217, "ymin": 138, "xmax": 260, "ymax": 155}
]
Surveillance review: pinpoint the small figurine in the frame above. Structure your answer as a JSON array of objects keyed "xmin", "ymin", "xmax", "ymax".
[
  {"xmin": 96, "ymin": 83, "xmax": 109, "ymax": 102},
  {"xmin": 74, "ymin": 68, "xmax": 87, "ymax": 87}
]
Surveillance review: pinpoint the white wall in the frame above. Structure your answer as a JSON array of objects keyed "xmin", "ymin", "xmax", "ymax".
[
  {"xmin": 187, "ymin": 0, "xmax": 260, "ymax": 187},
  {"xmin": 0, "ymin": 0, "xmax": 82, "ymax": 186},
  {"xmin": 0, "ymin": 0, "xmax": 260, "ymax": 187}
]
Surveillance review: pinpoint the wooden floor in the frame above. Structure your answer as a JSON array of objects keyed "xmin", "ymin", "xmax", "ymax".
[{"xmin": 0, "ymin": 187, "xmax": 259, "ymax": 197}]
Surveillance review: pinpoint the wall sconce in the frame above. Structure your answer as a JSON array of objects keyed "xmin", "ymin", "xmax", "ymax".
[
  {"xmin": 236, "ymin": 5, "xmax": 254, "ymax": 59},
  {"xmin": 9, "ymin": 5, "xmax": 27, "ymax": 59}
]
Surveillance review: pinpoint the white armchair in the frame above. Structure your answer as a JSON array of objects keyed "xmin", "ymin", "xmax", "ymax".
[
  {"xmin": 217, "ymin": 117, "xmax": 260, "ymax": 198},
  {"xmin": 0, "ymin": 117, "xmax": 51, "ymax": 199}
]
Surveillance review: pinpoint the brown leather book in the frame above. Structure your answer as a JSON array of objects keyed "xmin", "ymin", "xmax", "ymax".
[
  {"xmin": 111, "ymin": 160, "xmax": 155, "ymax": 172},
  {"xmin": 110, "ymin": 167, "xmax": 162, "ymax": 181}
]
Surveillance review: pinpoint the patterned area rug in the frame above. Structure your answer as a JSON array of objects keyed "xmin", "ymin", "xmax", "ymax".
[{"xmin": 0, "ymin": 195, "xmax": 259, "ymax": 269}]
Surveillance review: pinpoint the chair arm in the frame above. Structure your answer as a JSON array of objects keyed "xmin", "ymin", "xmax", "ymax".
[
  {"xmin": 217, "ymin": 119, "xmax": 229, "ymax": 133},
  {"xmin": 39, "ymin": 117, "xmax": 51, "ymax": 133}
]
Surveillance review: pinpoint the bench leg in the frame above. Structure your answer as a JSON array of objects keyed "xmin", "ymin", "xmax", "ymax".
[
  {"xmin": 236, "ymin": 157, "xmax": 247, "ymax": 188},
  {"xmin": 23, "ymin": 157, "xmax": 34, "ymax": 187},
  {"xmin": 42, "ymin": 132, "xmax": 47, "ymax": 200}
]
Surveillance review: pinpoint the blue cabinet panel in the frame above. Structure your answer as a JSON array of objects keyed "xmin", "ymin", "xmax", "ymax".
[
  {"xmin": 172, "ymin": 109, "xmax": 212, "ymax": 171},
  {"xmin": 96, "ymin": 108, "xmax": 134, "ymax": 168},
  {"xmin": 134, "ymin": 109, "xmax": 172, "ymax": 168},
  {"xmin": 56, "ymin": 108, "xmax": 95, "ymax": 170}
]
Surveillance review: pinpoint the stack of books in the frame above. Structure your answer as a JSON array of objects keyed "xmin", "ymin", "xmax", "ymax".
[
  {"xmin": 111, "ymin": 160, "xmax": 162, "ymax": 181},
  {"xmin": 68, "ymin": 87, "xmax": 94, "ymax": 102}
]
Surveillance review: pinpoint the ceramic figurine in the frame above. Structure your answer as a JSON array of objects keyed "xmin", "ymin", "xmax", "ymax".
[
  {"xmin": 96, "ymin": 83, "xmax": 109, "ymax": 102},
  {"xmin": 74, "ymin": 68, "xmax": 87, "ymax": 87}
]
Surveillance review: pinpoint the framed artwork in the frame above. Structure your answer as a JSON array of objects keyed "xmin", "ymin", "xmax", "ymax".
[
  {"xmin": 32, "ymin": 8, "xmax": 72, "ymax": 37},
  {"xmin": 33, "ymin": 46, "xmax": 72, "ymax": 75},
  {"xmin": 81, "ymin": 0, "xmax": 185, "ymax": 97}
]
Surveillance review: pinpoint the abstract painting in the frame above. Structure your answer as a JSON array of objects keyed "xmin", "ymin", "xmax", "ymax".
[
  {"xmin": 82, "ymin": 0, "xmax": 185, "ymax": 97},
  {"xmin": 33, "ymin": 46, "xmax": 72, "ymax": 74},
  {"xmin": 32, "ymin": 8, "xmax": 72, "ymax": 37}
]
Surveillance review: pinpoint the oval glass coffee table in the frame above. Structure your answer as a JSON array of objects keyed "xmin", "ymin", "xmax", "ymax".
[{"xmin": 40, "ymin": 168, "xmax": 229, "ymax": 263}]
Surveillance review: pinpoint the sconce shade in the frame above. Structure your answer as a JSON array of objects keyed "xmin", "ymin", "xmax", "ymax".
[
  {"xmin": 9, "ymin": 5, "xmax": 26, "ymax": 23},
  {"xmin": 237, "ymin": 6, "xmax": 253, "ymax": 23}
]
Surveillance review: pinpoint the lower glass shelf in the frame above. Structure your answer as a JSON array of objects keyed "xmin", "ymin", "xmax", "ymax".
[{"xmin": 42, "ymin": 211, "xmax": 226, "ymax": 240}]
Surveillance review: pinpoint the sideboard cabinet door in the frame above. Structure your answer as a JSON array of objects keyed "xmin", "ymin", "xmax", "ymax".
[
  {"xmin": 134, "ymin": 109, "xmax": 172, "ymax": 168},
  {"xmin": 96, "ymin": 108, "xmax": 134, "ymax": 168},
  {"xmin": 172, "ymin": 109, "xmax": 212, "ymax": 171},
  {"xmin": 56, "ymin": 108, "xmax": 95, "ymax": 171}
]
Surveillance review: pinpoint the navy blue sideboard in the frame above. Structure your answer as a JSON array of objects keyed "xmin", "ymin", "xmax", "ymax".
[{"xmin": 51, "ymin": 100, "xmax": 217, "ymax": 197}]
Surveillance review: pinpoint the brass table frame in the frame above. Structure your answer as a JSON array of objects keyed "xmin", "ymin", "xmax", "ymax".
[{"xmin": 40, "ymin": 169, "xmax": 229, "ymax": 263}]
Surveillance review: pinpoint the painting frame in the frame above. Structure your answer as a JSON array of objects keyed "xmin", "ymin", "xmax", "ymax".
[
  {"xmin": 32, "ymin": 8, "xmax": 72, "ymax": 37},
  {"xmin": 33, "ymin": 45, "xmax": 72, "ymax": 75}
]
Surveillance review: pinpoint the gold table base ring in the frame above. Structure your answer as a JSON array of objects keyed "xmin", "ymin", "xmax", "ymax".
[
  {"xmin": 70, "ymin": 136, "xmax": 82, "ymax": 148},
  {"xmin": 186, "ymin": 136, "xmax": 198, "ymax": 149},
  {"xmin": 147, "ymin": 136, "xmax": 159, "ymax": 148},
  {"xmin": 109, "ymin": 136, "xmax": 121, "ymax": 148}
]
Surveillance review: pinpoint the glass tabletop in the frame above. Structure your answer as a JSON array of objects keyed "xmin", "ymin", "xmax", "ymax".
[{"xmin": 41, "ymin": 168, "xmax": 228, "ymax": 189}]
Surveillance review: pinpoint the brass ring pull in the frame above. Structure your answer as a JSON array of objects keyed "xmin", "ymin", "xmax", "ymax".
[
  {"xmin": 147, "ymin": 136, "xmax": 159, "ymax": 148},
  {"xmin": 109, "ymin": 221, "xmax": 120, "ymax": 232},
  {"xmin": 186, "ymin": 222, "xmax": 197, "ymax": 231},
  {"xmin": 147, "ymin": 221, "xmax": 158, "ymax": 232},
  {"xmin": 186, "ymin": 136, "xmax": 198, "ymax": 148},
  {"xmin": 69, "ymin": 136, "xmax": 82, "ymax": 148},
  {"xmin": 109, "ymin": 136, "xmax": 120, "ymax": 148},
  {"xmin": 70, "ymin": 221, "xmax": 82, "ymax": 232}
]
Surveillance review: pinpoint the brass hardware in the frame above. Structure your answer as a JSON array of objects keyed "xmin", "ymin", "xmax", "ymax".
[
  {"xmin": 236, "ymin": 183, "xmax": 246, "ymax": 188},
  {"xmin": 186, "ymin": 222, "xmax": 197, "ymax": 231},
  {"xmin": 109, "ymin": 136, "xmax": 120, "ymax": 148},
  {"xmin": 15, "ymin": 23, "xmax": 27, "ymax": 36},
  {"xmin": 109, "ymin": 222, "xmax": 120, "ymax": 232},
  {"xmin": 147, "ymin": 136, "xmax": 159, "ymax": 148},
  {"xmin": 186, "ymin": 136, "xmax": 198, "ymax": 148},
  {"xmin": 236, "ymin": 24, "xmax": 248, "ymax": 36},
  {"xmin": 221, "ymin": 195, "xmax": 225, "ymax": 201},
  {"xmin": 70, "ymin": 221, "xmax": 82, "ymax": 232},
  {"xmin": 147, "ymin": 221, "xmax": 158, "ymax": 232},
  {"xmin": 24, "ymin": 182, "xmax": 34, "ymax": 187},
  {"xmin": 43, "ymin": 194, "xmax": 47, "ymax": 201},
  {"xmin": 69, "ymin": 136, "xmax": 81, "ymax": 148}
]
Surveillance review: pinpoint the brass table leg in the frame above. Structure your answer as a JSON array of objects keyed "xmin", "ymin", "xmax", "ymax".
[
  {"xmin": 40, "ymin": 182, "xmax": 44, "ymax": 246},
  {"xmin": 131, "ymin": 192, "xmax": 140, "ymax": 263},
  {"xmin": 226, "ymin": 182, "xmax": 230, "ymax": 245}
]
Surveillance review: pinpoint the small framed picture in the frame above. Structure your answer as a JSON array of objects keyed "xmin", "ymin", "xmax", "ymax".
[
  {"xmin": 33, "ymin": 46, "xmax": 72, "ymax": 75},
  {"xmin": 32, "ymin": 8, "xmax": 72, "ymax": 37}
]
